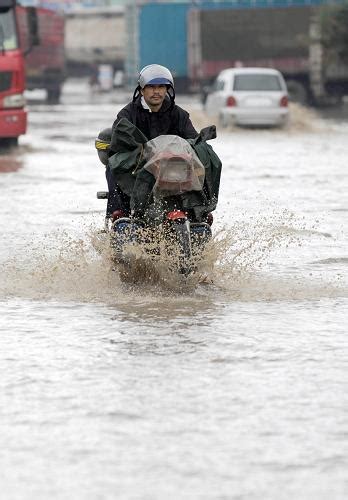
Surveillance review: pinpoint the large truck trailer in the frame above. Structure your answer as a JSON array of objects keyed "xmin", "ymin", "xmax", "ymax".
[
  {"xmin": 125, "ymin": 1, "xmax": 348, "ymax": 104},
  {"xmin": 17, "ymin": 3, "xmax": 66, "ymax": 103},
  {"xmin": 188, "ymin": 5, "xmax": 348, "ymax": 105},
  {"xmin": 64, "ymin": 6, "xmax": 125, "ymax": 77}
]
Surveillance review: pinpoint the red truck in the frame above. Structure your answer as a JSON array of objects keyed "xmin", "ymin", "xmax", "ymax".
[
  {"xmin": 0, "ymin": 0, "xmax": 29, "ymax": 146},
  {"xmin": 0, "ymin": 0, "xmax": 65, "ymax": 146},
  {"xmin": 17, "ymin": 3, "xmax": 66, "ymax": 104}
]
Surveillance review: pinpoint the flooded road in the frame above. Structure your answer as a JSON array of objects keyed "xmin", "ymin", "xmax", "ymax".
[{"xmin": 1, "ymin": 80, "xmax": 347, "ymax": 499}]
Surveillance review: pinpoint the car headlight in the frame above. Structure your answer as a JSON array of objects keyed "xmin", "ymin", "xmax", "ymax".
[{"xmin": 3, "ymin": 93, "xmax": 26, "ymax": 108}]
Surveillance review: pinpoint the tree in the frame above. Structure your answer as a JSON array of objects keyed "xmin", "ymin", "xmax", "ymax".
[{"xmin": 322, "ymin": 5, "xmax": 348, "ymax": 63}]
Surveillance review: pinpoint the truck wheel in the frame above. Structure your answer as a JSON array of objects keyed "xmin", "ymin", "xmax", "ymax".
[
  {"xmin": 286, "ymin": 80, "xmax": 309, "ymax": 105},
  {"xmin": 328, "ymin": 88, "xmax": 344, "ymax": 106},
  {"xmin": 0, "ymin": 137, "xmax": 18, "ymax": 150},
  {"xmin": 46, "ymin": 87, "xmax": 61, "ymax": 104}
]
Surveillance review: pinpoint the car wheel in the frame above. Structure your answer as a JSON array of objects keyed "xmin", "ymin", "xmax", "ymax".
[{"xmin": 46, "ymin": 87, "xmax": 61, "ymax": 104}]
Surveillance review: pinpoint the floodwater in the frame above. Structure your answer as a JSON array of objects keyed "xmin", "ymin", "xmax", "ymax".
[{"xmin": 0, "ymin": 80, "xmax": 347, "ymax": 500}]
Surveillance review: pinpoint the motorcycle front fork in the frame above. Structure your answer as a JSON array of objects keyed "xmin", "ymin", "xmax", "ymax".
[{"xmin": 165, "ymin": 215, "xmax": 212, "ymax": 276}]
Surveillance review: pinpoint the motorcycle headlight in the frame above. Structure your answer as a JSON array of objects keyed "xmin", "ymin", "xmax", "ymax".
[{"xmin": 3, "ymin": 93, "xmax": 26, "ymax": 108}]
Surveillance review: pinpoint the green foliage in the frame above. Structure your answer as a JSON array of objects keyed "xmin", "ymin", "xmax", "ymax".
[{"xmin": 321, "ymin": 5, "xmax": 348, "ymax": 63}]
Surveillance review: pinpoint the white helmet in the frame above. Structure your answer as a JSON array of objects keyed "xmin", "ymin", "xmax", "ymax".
[{"xmin": 138, "ymin": 64, "xmax": 174, "ymax": 89}]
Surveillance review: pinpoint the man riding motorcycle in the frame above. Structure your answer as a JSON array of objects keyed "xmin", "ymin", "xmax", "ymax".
[
  {"xmin": 104, "ymin": 64, "xmax": 199, "ymax": 218},
  {"xmin": 96, "ymin": 65, "xmax": 221, "ymax": 225}
]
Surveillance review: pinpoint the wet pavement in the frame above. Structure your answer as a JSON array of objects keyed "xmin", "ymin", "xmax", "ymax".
[{"xmin": 0, "ymin": 79, "xmax": 347, "ymax": 500}]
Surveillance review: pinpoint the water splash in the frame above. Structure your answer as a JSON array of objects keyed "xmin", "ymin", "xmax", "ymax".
[
  {"xmin": 0, "ymin": 210, "xmax": 346, "ymax": 303},
  {"xmin": 190, "ymin": 102, "xmax": 329, "ymax": 134}
]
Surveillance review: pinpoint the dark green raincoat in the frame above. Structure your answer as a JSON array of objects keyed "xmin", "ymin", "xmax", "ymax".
[{"xmin": 108, "ymin": 118, "xmax": 222, "ymax": 221}]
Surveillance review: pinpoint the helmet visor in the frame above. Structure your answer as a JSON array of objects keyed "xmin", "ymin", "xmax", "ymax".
[{"xmin": 145, "ymin": 77, "xmax": 172, "ymax": 86}]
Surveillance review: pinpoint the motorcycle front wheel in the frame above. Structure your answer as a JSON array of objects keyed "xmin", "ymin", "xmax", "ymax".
[{"xmin": 169, "ymin": 219, "xmax": 193, "ymax": 276}]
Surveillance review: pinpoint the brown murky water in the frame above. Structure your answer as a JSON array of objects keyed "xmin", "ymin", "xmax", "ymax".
[{"xmin": 0, "ymin": 80, "xmax": 347, "ymax": 499}]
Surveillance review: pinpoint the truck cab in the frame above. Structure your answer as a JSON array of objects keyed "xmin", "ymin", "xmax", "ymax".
[{"xmin": 0, "ymin": 0, "xmax": 27, "ymax": 146}]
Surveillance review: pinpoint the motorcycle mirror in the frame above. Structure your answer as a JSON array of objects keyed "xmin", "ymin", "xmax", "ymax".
[
  {"xmin": 198, "ymin": 125, "xmax": 217, "ymax": 142},
  {"xmin": 97, "ymin": 191, "xmax": 109, "ymax": 199}
]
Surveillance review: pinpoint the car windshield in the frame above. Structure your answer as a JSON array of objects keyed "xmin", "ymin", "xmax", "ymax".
[
  {"xmin": 233, "ymin": 74, "xmax": 282, "ymax": 91},
  {"xmin": 0, "ymin": 8, "xmax": 18, "ymax": 50}
]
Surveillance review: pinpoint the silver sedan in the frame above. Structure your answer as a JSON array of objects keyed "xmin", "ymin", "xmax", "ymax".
[{"xmin": 205, "ymin": 67, "xmax": 289, "ymax": 127}]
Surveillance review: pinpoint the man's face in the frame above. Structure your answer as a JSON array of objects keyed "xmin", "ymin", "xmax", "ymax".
[{"xmin": 141, "ymin": 84, "xmax": 167, "ymax": 111}]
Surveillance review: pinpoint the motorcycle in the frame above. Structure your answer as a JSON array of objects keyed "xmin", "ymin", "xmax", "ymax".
[{"xmin": 95, "ymin": 125, "xmax": 219, "ymax": 283}]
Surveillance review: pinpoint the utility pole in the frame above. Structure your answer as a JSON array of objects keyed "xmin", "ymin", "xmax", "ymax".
[{"xmin": 309, "ymin": 9, "xmax": 325, "ymax": 104}]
